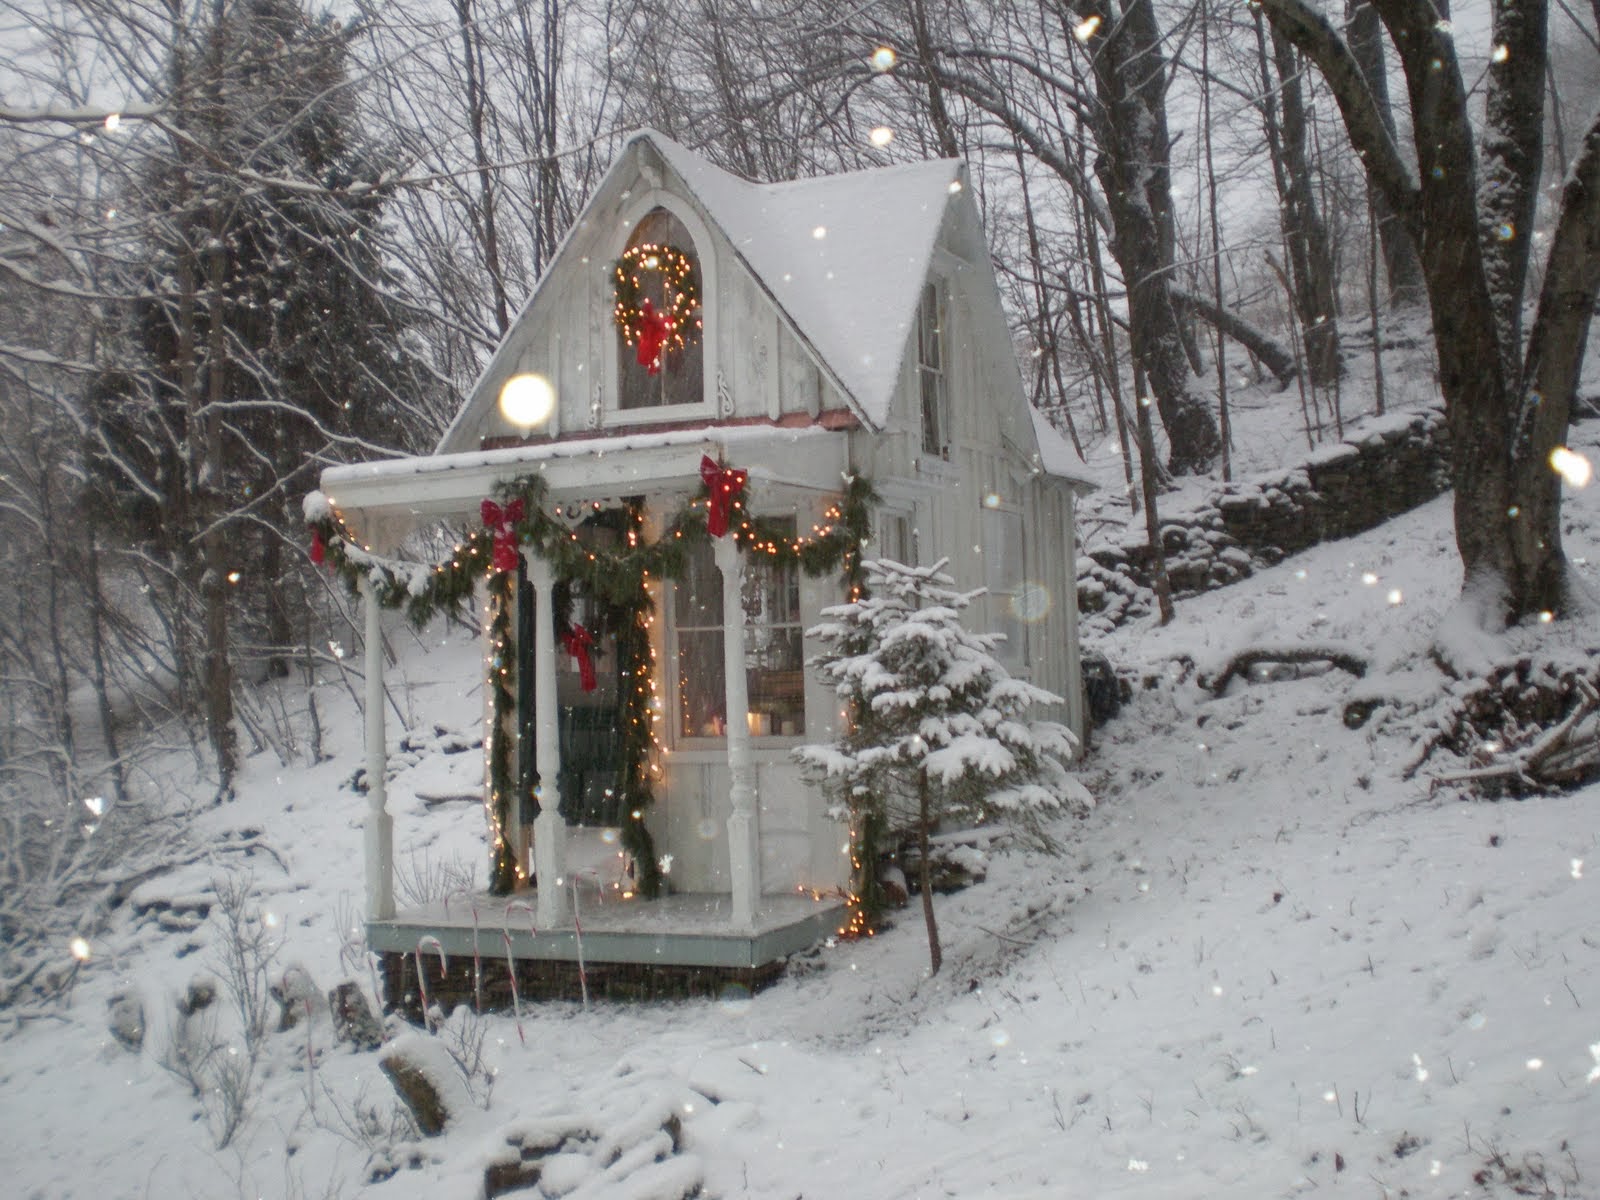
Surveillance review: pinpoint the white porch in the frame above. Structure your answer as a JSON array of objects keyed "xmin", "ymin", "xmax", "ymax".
[{"xmin": 320, "ymin": 426, "xmax": 854, "ymax": 960}]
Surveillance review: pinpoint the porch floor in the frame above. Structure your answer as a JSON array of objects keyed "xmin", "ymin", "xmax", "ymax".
[
  {"xmin": 369, "ymin": 890, "xmax": 845, "ymax": 968},
  {"xmin": 371, "ymin": 890, "xmax": 846, "ymax": 1010}
]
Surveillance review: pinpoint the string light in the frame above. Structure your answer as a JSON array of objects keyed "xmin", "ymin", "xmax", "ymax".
[{"xmin": 612, "ymin": 242, "xmax": 701, "ymax": 357}]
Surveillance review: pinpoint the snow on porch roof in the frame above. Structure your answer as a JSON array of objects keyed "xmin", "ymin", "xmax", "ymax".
[
  {"xmin": 640, "ymin": 130, "xmax": 961, "ymax": 427},
  {"xmin": 319, "ymin": 423, "xmax": 851, "ymax": 530}
]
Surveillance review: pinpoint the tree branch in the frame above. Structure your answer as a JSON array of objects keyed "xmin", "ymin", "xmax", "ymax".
[
  {"xmin": 1202, "ymin": 643, "xmax": 1368, "ymax": 696},
  {"xmin": 1520, "ymin": 105, "xmax": 1600, "ymax": 444}
]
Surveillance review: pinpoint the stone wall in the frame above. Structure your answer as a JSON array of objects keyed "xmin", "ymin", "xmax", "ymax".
[{"xmin": 1079, "ymin": 407, "xmax": 1448, "ymax": 637}]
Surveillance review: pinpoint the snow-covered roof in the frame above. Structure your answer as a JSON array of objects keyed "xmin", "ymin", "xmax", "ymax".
[
  {"xmin": 640, "ymin": 130, "xmax": 960, "ymax": 428},
  {"xmin": 1028, "ymin": 406, "xmax": 1095, "ymax": 489}
]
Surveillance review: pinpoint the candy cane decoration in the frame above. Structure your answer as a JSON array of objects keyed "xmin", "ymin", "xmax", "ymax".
[
  {"xmin": 415, "ymin": 935, "xmax": 447, "ymax": 1028},
  {"xmin": 503, "ymin": 900, "xmax": 538, "ymax": 1047},
  {"xmin": 499, "ymin": 930, "xmax": 526, "ymax": 1046},
  {"xmin": 570, "ymin": 870, "xmax": 601, "ymax": 1010}
]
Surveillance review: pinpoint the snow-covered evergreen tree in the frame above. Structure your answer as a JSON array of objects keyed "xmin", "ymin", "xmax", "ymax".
[{"xmin": 795, "ymin": 557, "xmax": 1092, "ymax": 973}]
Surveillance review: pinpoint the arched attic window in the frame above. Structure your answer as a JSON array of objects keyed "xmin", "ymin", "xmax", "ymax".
[{"xmin": 614, "ymin": 208, "xmax": 705, "ymax": 412}]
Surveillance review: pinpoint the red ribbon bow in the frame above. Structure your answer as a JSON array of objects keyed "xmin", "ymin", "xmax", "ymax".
[
  {"xmin": 309, "ymin": 527, "xmax": 326, "ymax": 566},
  {"xmin": 635, "ymin": 298, "xmax": 676, "ymax": 376},
  {"xmin": 562, "ymin": 623, "xmax": 597, "ymax": 692},
  {"xmin": 480, "ymin": 497, "xmax": 526, "ymax": 573},
  {"xmin": 700, "ymin": 455, "xmax": 748, "ymax": 538}
]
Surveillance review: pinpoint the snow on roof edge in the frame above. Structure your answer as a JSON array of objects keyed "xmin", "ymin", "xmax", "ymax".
[
  {"xmin": 327, "ymin": 422, "xmax": 847, "ymax": 493},
  {"xmin": 1029, "ymin": 405, "xmax": 1095, "ymax": 489}
]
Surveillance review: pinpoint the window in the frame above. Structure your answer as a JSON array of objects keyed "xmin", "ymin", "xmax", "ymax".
[
  {"xmin": 917, "ymin": 281, "xmax": 949, "ymax": 458},
  {"xmin": 878, "ymin": 512, "xmax": 915, "ymax": 566},
  {"xmin": 675, "ymin": 520, "xmax": 806, "ymax": 740},
  {"xmin": 981, "ymin": 502, "xmax": 1026, "ymax": 672},
  {"xmin": 616, "ymin": 208, "xmax": 704, "ymax": 412}
]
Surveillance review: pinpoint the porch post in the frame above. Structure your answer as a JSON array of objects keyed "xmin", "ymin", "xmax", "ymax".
[
  {"xmin": 526, "ymin": 555, "xmax": 568, "ymax": 929},
  {"xmin": 713, "ymin": 534, "xmax": 760, "ymax": 928},
  {"xmin": 360, "ymin": 576, "xmax": 394, "ymax": 921}
]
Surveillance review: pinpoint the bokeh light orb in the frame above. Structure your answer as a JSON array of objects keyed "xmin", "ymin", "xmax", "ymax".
[
  {"xmin": 1012, "ymin": 582, "xmax": 1052, "ymax": 622},
  {"xmin": 498, "ymin": 372, "xmax": 556, "ymax": 429}
]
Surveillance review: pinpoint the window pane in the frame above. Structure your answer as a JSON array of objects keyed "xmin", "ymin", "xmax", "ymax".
[
  {"xmin": 673, "ymin": 538, "xmax": 722, "ymax": 626},
  {"xmin": 981, "ymin": 506, "xmax": 1025, "ymax": 670},
  {"xmin": 918, "ymin": 282, "xmax": 947, "ymax": 457},
  {"xmin": 617, "ymin": 208, "xmax": 703, "ymax": 411},
  {"xmin": 674, "ymin": 522, "xmax": 805, "ymax": 738},
  {"xmin": 746, "ymin": 625, "xmax": 805, "ymax": 736},
  {"xmin": 678, "ymin": 629, "xmax": 728, "ymax": 736}
]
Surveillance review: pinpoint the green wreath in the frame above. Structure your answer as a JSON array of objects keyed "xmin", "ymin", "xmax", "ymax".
[{"xmin": 611, "ymin": 242, "xmax": 701, "ymax": 353}]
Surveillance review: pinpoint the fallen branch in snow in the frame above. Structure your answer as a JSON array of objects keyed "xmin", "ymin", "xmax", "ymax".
[
  {"xmin": 1201, "ymin": 643, "xmax": 1368, "ymax": 696},
  {"xmin": 1403, "ymin": 654, "xmax": 1600, "ymax": 791},
  {"xmin": 1428, "ymin": 677, "xmax": 1600, "ymax": 792}
]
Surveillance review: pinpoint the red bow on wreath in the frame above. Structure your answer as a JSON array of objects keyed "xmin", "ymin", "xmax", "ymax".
[
  {"xmin": 700, "ymin": 455, "xmax": 748, "ymax": 538},
  {"xmin": 635, "ymin": 299, "xmax": 676, "ymax": 376},
  {"xmin": 309, "ymin": 527, "xmax": 327, "ymax": 566},
  {"xmin": 480, "ymin": 497, "xmax": 526, "ymax": 573},
  {"xmin": 562, "ymin": 623, "xmax": 597, "ymax": 692}
]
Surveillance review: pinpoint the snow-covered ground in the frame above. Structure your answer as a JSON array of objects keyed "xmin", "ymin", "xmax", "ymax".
[{"xmin": 2, "ymin": 382, "xmax": 1597, "ymax": 1197}]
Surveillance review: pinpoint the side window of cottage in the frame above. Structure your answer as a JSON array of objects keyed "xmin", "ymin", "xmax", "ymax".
[
  {"xmin": 615, "ymin": 208, "xmax": 704, "ymax": 412},
  {"xmin": 878, "ymin": 512, "xmax": 915, "ymax": 566},
  {"xmin": 917, "ymin": 280, "xmax": 949, "ymax": 459},
  {"xmin": 981, "ymin": 502, "xmax": 1026, "ymax": 672},
  {"xmin": 674, "ymin": 519, "xmax": 806, "ymax": 740}
]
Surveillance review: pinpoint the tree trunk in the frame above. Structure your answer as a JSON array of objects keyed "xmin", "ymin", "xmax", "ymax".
[
  {"xmin": 455, "ymin": 0, "xmax": 512, "ymax": 337},
  {"xmin": 1170, "ymin": 286, "xmax": 1297, "ymax": 388},
  {"xmin": 1082, "ymin": 178, "xmax": 1140, "ymax": 510},
  {"xmin": 1344, "ymin": 0, "xmax": 1424, "ymax": 305},
  {"xmin": 917, "ymin": 767, "xmax": 941, "ymax": 976},
  {"xmin": 1134, "ymin": 362, "xmax": 1176, "ymax": 625},
  {"xmin": 1201, "ymin": 3, "xmax": 1233, "ymax": 481},
  {"xmin": 200, "ymin": 7, "xmax": 237, "ymax": 798},
  {"xmin": 1268, "ymin": 26, "xmax": 1342, "ymax": 387},
  {"xmin": 203, "ymin": 175, "xmax": 237, "ymax": 799},
  {"xmin": 1479, "ymin": 0, "xmax": 1547, "ymax": 375},
  {"xmin": 1072, "ymin": 0, "xmax": 1220, "ymax": 474},
  {"xmin": 1253, "ymin": 13, "xmax": 1342, "ymax": 387},
  {"xmin": 85, "ymin": 530, "xmax": 128, "ymax": 808},
  {"xmin": 1513, "ymin": 108, "xmax": 1600, "ymax": 614}
]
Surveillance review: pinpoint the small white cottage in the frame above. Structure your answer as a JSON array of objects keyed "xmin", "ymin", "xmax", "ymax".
[{"xmin": 314, "ymin": 129, "xmax": 1091, "ymax": 1004}]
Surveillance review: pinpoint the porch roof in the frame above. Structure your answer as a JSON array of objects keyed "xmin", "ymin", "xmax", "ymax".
[{"xmin": 319, "ymin": 423, "xmax": 850, "ymax": 546}]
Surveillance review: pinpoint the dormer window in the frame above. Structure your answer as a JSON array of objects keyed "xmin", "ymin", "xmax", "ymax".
[
  {"xmin": 917, "ymin": 280, "xmax": 949, "ymax": 458},
  {"xmin": 614, "ymin": 208, "xmax": 704, "ymax": 411}
]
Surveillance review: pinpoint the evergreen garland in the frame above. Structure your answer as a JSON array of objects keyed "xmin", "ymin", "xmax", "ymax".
[
  {"xmin": 484, "ymin": 569, "xmax": 520, "ymax": 893},
  {"xmin": 306, "ymin": 469, "xmax": 876, "ymax": 899}
]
